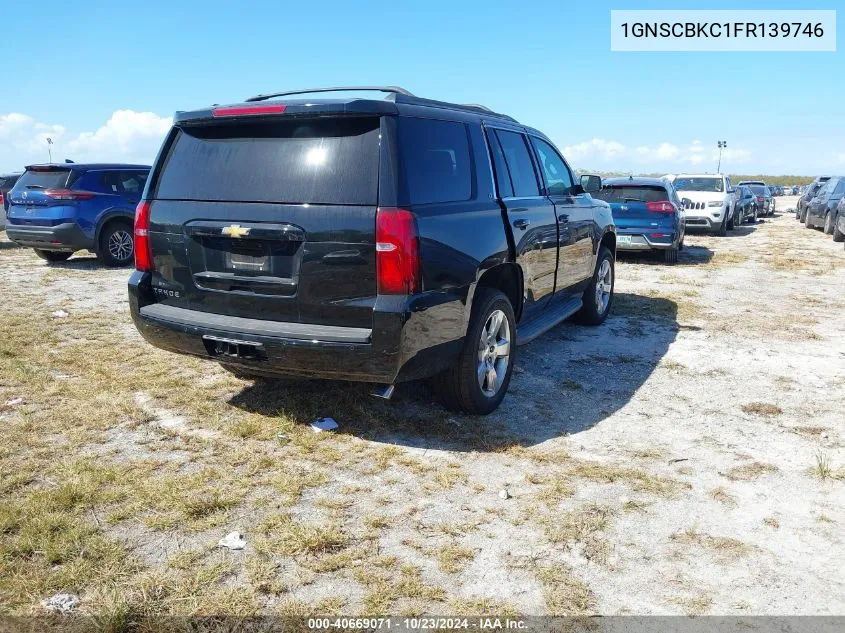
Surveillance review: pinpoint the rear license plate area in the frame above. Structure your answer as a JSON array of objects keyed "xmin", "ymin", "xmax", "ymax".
[
  {"xmin": 198, "ymin": 236, "xmax": 299, "ymax": 276},
  {"xmin": 202, "ymin": 335, "xmax": 265, "ymax": 360},
  {"xmin": 617, "ymin": 235, "xmax": 633, "ymax": 245}
]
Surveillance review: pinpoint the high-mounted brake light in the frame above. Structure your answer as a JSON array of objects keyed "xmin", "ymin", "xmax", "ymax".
[
  {"xmin": 134, "ymin": 201, "xmax": 152, "ymax": 272},
  {"xmin": 45, "ymin": 189, "xmax": 95, "ymax": 201},
  {"xmin": 646, "ymin": 201, "xmax": 675, "ymax": 213},
  {"xmin": 376, "ymin": 208, "xmax": 420, "ymax": 295},
  {"xmin": 212, "ymin": 104, "xmax": 287, "ymax": 118}
]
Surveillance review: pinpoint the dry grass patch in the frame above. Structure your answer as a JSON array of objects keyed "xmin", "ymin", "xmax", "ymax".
[
  {"xmin": 448, "ymin": 597, "xmax": 519, "ymax": 616},
  {"xmin": 741, "ymin": 402, "xmax": 783, "ymax": 416},
  {"xmin": 723, "ymin": 461, "xmax": 778, "ymax": 481},
  {"xmin": 670, "ymin": 528, "xmax": 753, "ymax": 559},
  {"xmin": 536, "ymin": 564, "xmax": 596, "ymax": 615},
  {"xmin": 708, "ymin": 252, "xmax": 749, "ymax": 267},
  {"xmin": 567, "ymin": 460, "xmax": 683, "ymax": 495},
  {"xmin": 709, "ymin": 487, "xmax": 737, "ymax": 506},
  {"xmin": 544, "ymin": 504, "xmax": 612, "ymax": 564},
  {"xmin": 763, "ymin": 517, "xmax": 780, "ymax": 529},
  {"xmin": 438, "ymin": 544, "xmax": 476, "ymax": 573}
]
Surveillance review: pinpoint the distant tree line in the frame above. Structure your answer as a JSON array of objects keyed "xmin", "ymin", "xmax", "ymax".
[{"xmin": 577, "ymin": 169, "xmax": 816, "ymax": 187}]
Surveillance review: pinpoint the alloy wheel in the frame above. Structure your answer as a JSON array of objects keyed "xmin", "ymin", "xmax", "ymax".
[
  {"xmin": 108, "ymin": 229, "xmax": 133, "ymax": 262},
  {"xmin": 476, "ymin": 310, "xmax": 511, "ymax": 398},
  {"xmin": 594, "ymin": 258, "xmax": 612, "ymax": 315}
]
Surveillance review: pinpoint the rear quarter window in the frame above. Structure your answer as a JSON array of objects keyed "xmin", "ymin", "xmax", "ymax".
[{"xmin": 397, "ymin": 118, "xmax": 473, "ymax": 206}]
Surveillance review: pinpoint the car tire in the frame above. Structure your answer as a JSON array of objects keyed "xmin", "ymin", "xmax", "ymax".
[
  {"xmin": 434, "ymin": 287, "xmax": 516, "ymax": 415},
  {"xmin": 804, "ymin": 209, "xmax": 813, "ymax": 228},
  {"xmin": 726, "ymin": 209, "xmax": 735, "ymax": 230},
  {"xmin": 833, "ymin": 218, "xmax": 845, "ymax": 242},
  {"xmin": 749, "ymin": 207, "xmax": 758, "ymax": 223},
  {"xmin": 573, "ymin": 246, "xmax": 614, "ymax": 326},
  {"xmin": 663, "ymin": 247, "xmax": 679, "ymax": 264},
  {"xmin": 33, "ymin": 249, "xmax": 72, "ymax": 263},
  {"xmin": 823, "ymin": 212, "xmax": 834, "ymax": 235},
  {"xmin": 717, "ymin": 215, "xmax": 727, "ymax": 236},
  {"xmin": 97, "ymin": 221, "xmax": 134, "ymax": 267}
]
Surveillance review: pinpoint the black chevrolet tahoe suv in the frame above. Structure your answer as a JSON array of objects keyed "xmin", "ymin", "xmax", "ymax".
[{"xmin": 129, "ymin": 86, "xmax": 616, "ymax": 414}]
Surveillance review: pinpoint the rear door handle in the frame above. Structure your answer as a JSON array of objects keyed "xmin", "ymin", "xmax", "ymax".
[{"xmin": 513, "ymin": 219, "xmax": 530, "ymax": 230}]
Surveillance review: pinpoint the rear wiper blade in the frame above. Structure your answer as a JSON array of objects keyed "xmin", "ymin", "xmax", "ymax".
[
  {"xmin": 26, "ymin": 185, "xmax": 46, "ymax": 189},
  {"xmin": 623, "ymin": 197, "xmax": 645, "ymax": 202}
]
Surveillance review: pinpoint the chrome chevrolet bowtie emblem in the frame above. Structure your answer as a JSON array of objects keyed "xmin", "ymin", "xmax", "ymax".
[{"xmin": 222, "ymin": 224, "xmax": 250, "ymax": 238}]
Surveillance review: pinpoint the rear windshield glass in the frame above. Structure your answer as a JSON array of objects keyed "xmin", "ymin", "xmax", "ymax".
[
  {"xmin": 16, "ymin": 169, "xmax": 71, "ymax": 190},
  {"xmin": 155, "ymin": 118, "xmax": 380, "ymax": 205},
  {"xmin": 593, "ymin": 185, "xmax": 668, "ymax": 203},
  {"xmin": 748, "ymin": 185, "xmax": 768, "ymax": 195},
  {"xmin": 397, "ymin": 118, "xmax": 472, "ymax": 205},
  {"xmin": 673, "ymin": 177, "xmax": 723, "ymax": 193}
]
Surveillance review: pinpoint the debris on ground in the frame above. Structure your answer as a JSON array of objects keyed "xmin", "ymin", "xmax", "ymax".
[
  {"xmin": 41, "ymin": 593, "xmax": 79, "ymax": 613},
  {"xmin": 276, "ymin": 432, "xmax": 289, "ymax": 445},
  {"xmin": 310, "ymin": 417, "xmax": 339, "ymax": 433},
  {"xmin": 52, "ymin": 310, "xmax": 69, "ymax": 319},
  {"xmin": 499, "ymin": 489, "xmax": 510, "ymax": 500},
  {"xmin": 217, "ymin": 531, "xmax": 246, "ymax": 550},
  {"xmin": 2, "ymin": 397, "xmax": 24, "ymax": 409}
]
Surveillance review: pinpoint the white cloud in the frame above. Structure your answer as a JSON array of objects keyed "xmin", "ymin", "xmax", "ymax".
[
  {"xmin": 563, "ymin": 138, "xmax": 627, "ymax": 163},
  {"xmin": 0, "ymin": 110, "xmax": 171, "ymax": 171},
  {"xmin": 655, "ymin": 143, "xmax": 679, "ymax": 160},
  {"xmin": 559, "ymin": 136, "xmax": 751, "ymax": 172}
]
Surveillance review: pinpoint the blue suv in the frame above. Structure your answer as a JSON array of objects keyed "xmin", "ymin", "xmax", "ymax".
[{"xmin": 6, "ymin": 163, "xmax": 150, "ymax": 265}]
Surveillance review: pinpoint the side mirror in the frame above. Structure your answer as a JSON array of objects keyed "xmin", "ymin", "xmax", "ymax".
[
  {"xmin": 727, "ymin": 188, "xmax": 735, "ymax": 194},
  {"xmin": 580, "ymin": 174, "xmax": 601, "ymax": 193}
]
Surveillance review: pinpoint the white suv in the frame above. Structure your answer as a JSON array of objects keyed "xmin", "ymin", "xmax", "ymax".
[{"xmin": 668, "ymin": 173, "xmax": 737, "ymax": 235}]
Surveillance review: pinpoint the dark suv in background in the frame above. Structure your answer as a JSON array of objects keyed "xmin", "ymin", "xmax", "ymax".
[
  {"xmin": 6, "ymin": 163, "xmax": 150, "ymax": 265},
  {"xmin": 129, "ymin": 86, "xmax": 616, "ymax": 414},
  {"xmin": 804, "ymin": 176, "xmax": 844, "ymax": 233},
  {"xmin": 738, "ymin": 181, "xmax": 774, "ymax": 216},
  {"xmin": 797, "ymin": 177, "xmax": 830, "ymax": 222}
]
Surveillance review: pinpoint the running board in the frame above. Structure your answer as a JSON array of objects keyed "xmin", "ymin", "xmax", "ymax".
[{"xmin": 516, "ymin": 297, "xmax": 583, "ymax": 346}]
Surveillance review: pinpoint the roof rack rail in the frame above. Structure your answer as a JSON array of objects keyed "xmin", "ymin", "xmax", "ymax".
[
  {"xmin": 462, "ymin": 103, "xmax": 494, "ymax": 112},
  {"xmin": 246, "ymin": 86, "xmax": 415, "ymax": 102}
]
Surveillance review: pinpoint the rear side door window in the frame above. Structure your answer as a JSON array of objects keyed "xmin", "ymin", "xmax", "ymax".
[
  {"xmin": 119, "ymin": 171, "xmax": 148, "ymax": 196},
  {"xmin": 494, "ymin": 130, "xmax": 540, "ymax": 198},
  {"xmin": 397, "ymin": 118, "xmax": 472, "ymax": 205},
  {"xmin": 529, "ymin": 137, "xmax": 573, "ymax": 196}
]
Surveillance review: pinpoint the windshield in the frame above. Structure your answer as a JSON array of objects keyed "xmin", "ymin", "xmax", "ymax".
[
  {"xmin": 672, "ymin": 177, "xmax": 723, "ymax": 193},
  {"xmin": 592, "ymin": 185, "xmax": 668, "ymax": 203}
]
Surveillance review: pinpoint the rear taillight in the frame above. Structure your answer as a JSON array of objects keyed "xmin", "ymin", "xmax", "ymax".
[
  {"xmin": 212, "ymin": 104, "xmax": 287, "ymax": 117},
  {"xmin": 45, "ymin": 189, "xmax": 95, "ymax": 200},
  {"xmin": 376, "ymin": 208, "xmax": 420, "ymax": 295},
  {"xmin": 0, "ymin": 192, "xmax": 4, "ymax": 205},
  {"xmin": 134, "ymin": 201, "xmax": 152, "ymax": 272},
  {"xmin": 646, "ymin": 201, "xmax": 675, "ymax": 213}
]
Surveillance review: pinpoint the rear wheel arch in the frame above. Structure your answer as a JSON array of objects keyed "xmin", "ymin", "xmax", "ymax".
[
  {"xmin": 473, "ymin": 263, "xmax": 524, "ymax": 323},
  {"xmin": 599, "ymin": 230, "xmax": 616, "ymax": 258},
  {"xmin": 95, "ymin": 210, "xmax": 134, "ymax": 245}
]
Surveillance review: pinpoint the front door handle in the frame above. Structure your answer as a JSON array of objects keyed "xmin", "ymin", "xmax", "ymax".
[{"xmin": 513, "ymin": 218, "xmax": 530, "ymax": 230}]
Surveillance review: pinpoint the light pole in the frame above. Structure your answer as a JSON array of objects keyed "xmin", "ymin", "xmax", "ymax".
[
  {"xmin": 717, "ymin": 140, "xmax": 726, "ymax": 173},
  {"xmin": 46, "ymin": 137, "xmax": 53, "ymax": 163}
]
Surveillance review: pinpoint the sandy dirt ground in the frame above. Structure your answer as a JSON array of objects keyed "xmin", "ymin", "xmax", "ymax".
[{"xmin": 1, "ymin": 196, "xmax": 844, "ymax": 616}]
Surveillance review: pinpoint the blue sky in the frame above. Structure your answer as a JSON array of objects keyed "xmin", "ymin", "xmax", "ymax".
[{"xmin": 0, "ymin": 0, "xmax": 842, "ymax": 175}]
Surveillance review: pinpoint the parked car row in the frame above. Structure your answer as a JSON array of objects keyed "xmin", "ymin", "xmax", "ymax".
[
  {"xmin": 0, "ymin": 87, "xmax": 788, "ymax": 414},
  {"xmin": 2, "ymin": 163, "xmax": 149, "ymax": 265},
  {"xmin": 797, "ymin": 175, "xmax": 845, "ymax": 248}
]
